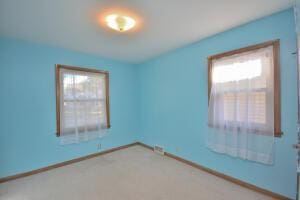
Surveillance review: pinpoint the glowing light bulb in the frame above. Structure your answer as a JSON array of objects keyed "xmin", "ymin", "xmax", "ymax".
[{"xmin": 105, "ymin": 14, "xmax": 135, "ymax": 32}]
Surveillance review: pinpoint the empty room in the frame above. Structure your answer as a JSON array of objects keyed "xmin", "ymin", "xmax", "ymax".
[{"xmin": 1, "ymin": 0, "xmax": 300, "ymax": 199}]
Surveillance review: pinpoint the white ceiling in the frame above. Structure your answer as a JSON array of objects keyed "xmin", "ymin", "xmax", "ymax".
[{"xmin": 0, "ymin": 0, "xmax": 294, "ymax": 63}]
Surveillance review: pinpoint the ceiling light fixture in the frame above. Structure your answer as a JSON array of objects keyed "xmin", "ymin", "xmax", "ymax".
[{"xmin": 105, "ymin": 14, "xmax": 136, "ymax": 32}]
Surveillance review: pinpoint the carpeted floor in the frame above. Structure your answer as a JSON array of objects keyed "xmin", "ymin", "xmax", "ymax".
[{"xmin": 0, "ymin": 146, "xmax": 275, "ymax": 200}]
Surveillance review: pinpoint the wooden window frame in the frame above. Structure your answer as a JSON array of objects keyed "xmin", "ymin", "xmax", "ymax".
[
  {"xmin": 55, "ymin": 64, "xmax": 111, "ymax": 137},
  {"xmin": 207, "ymin": 40, "xmax": 282, "ymax": 137}
]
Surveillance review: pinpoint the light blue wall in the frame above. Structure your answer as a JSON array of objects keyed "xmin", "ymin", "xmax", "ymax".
[
  {"xmin": 0, "ymin": 38, "xmax": 139, "ymax": 178},
  {"xmin": 137, "ymin": 9, "xmax": 297, "ymax": 199},
  {"xmin": 0, "ymin": 7, "xmax": 297, "ymax": 199}
]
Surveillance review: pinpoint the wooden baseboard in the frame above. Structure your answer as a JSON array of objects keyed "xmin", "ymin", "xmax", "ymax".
[
  {"xmin": 136, "ymin": 142, "xmax": 291, "ymax": 200},
  {"xmin": 0, "ymin": 141, "xmax": 292, "ymax": 200},
  {"xmin": 0, "ymin": 142, "xmax": 138, "ymax": 184}
]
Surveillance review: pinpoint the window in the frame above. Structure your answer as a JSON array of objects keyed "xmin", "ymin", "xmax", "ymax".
[
  {"xmin": 56, "ymin": 65, "xmax": 110, "ymax": 140},
  {"xmin": 208, "ymin": 40, "xmax": 281, "ymax": 137}
]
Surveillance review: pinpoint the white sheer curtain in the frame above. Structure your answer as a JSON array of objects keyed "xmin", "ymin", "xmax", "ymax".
[
  {"xmin": 207, "ymin": 46, "xmax": 275, "ymax": 165},
  {"xmin": 59, "ymin": 68, "xmax": 108, "ymax": 144}
]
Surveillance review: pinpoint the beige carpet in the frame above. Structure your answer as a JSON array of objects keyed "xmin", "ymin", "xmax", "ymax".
[{"xmin": 0, "ymin": 146, "xmax": 275, "ymax": 200}]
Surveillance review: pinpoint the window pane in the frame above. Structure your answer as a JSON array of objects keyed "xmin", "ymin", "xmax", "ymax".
[
  {"xmin": 213, "ymin": 59, "xmax": 262, "ymax": 83},
  {"xmin": 223, "ymin": 93, "xmax": 235, "ymax": 121},
  {"xmin": 63, "ymin": 74, "xmax": 105, "ymax": 101},
  {"xmin": 248, "ymin": 92, "xmax": 266, "ymax": 124},
  {"xmin": 63, "ymin": 74, "xmax": 75, "ymax": 100},
  {"xmin": 63, "ymin": 101, "xmax": 76, "ymax": 129},
  {"xmin": 223, "ymin": 92, "xmax": 266, "ymax": 124}
]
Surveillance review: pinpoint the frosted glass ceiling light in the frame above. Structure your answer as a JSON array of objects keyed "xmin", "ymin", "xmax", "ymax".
[{"xmin": 105, "ymin": 14, "xmax": 135, "ymax": 32}]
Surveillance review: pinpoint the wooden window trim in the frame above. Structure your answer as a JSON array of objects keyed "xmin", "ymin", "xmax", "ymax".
[
  {"xmin": 55, "ymin": 64, "xmax": 111, "ymax": 137},
  {"xmin": 207, "ymin": 40, "xmax": 282, "ymax": 137}
]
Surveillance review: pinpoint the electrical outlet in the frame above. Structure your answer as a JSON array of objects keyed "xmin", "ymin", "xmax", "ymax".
[{"xmin": 97, "ymin": 143, "xmax": 101, "ymax": 151}]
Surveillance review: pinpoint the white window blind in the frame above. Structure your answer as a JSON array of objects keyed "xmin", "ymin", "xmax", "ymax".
[{"xmin": 57, "ymin": 66, "xmax": 109, "ymax": 144}]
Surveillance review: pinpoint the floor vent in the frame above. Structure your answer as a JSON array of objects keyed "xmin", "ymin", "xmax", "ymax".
[{"xmin": 154, "ymin": 145, "xmax": 164, "ymax": 155}]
